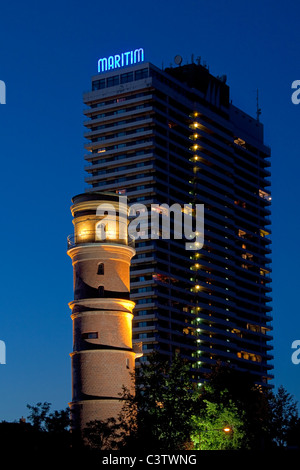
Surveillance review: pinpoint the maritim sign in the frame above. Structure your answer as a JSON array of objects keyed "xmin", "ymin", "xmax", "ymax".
[{"xmin": 98, "ymin": 48, "xmax": 145, "ymax": 73}]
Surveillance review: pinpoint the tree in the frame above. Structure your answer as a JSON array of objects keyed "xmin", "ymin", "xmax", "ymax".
[
  {"xmin": 269, "ymin": 385, "xmax": 299, "ymax": 447},
  {"xmin": 26, "ymin": 402, "xmax": 51, "ymax": 432},
  {"xmin": 45, "ymin": 408, "xmax": 70, "ymax": 434},
  {"xmin": 200, "ymin": 362, "xmax": 272, "ymax": 449},
  {"xmin": 81, "ymin": 359, "xmax": 300, "ymax": 451},
  {"xmin": 131, "ymin": 352, "xmax": 198, "ymax": 451},
  {"xmin": 24, "ymin": 402, "xmax": 71, "ymax": 451},
  {"xmin": 191, "ymin": 398, "xmax": 246, "ymax": 450},
  {"xmin": 83, "ymin": 417, "xmax": 120, "ymax": 450},
  {"xmin": 87, "ymin": 352, "xmax": 198, "ymax": 451},
  {"xmin": 26, "ymin": 402, "xmax": 70, "ymax": 433}
]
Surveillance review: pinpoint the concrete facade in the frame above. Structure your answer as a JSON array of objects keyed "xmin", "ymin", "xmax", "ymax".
[{"xmin": 83, "ymin": 61, "xmax": 273, "ymax": 389}]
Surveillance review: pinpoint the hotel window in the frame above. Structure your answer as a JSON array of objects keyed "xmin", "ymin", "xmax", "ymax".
[
  {"xmin": 238, "ymin": 229, "xmax": 247, "ymax": 238},
  {"xmin": 92, "ymin": 79, "xmax": 105, "ymax": 90},
  {"xmin": 135, "ymin": 68, "xmax": 148, "ymax": 80},
  {"xmin": 121, "ymin": 72, "xmax": 134, "ymax": 84},
  {"xmin": 138, "ymin": 333, "xmax": 148, "ymax": 338},
  {"xmin": 107, "ymin": 75, "xmax": 119, "ymax": 87},
  {"xmin": 136, "ymin": 310, "xmax": 148, "ymax": 316}
]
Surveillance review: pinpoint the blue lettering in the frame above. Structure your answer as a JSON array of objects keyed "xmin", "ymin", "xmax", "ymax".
[
  {"xmin": 134, "ymin": 48, "xmax": 144, "ymax": 63},
  {"xmin": 124, "ymin": 51, "xmax": 130, "ymax": 66},
  {"xmin": 98, "ymin": 58, "xmax": 107, "ymax": 73},
  {"xmin": 108, "ymin": 56, "xmax": 114, "ymax": 70},
  {"xmin": 97, "ymin": 48, "xmax": 144, "ymax": 73},
  {"xmin": 114, "ymin": 54, "xmax": 121, "ymax": 69}
]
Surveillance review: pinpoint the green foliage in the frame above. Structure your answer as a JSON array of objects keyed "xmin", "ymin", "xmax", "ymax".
[
  {"xmin": 199, "ymin": 362, "xmax": 272, "ymax": 449},
  {"xmin": 121, "ymin": 352, "xmax": 197, "ymax": 451},
  {"xmin": 24, "ymin": 358, "xmax": 300, "ymax": 452},
  {"xmin": 81, "ymin": 356, "xmax": 300, "ymax": 451},
  {"xmin": 83, "ymin": 352, "xmax": 198, "ymax": 451},
  {"xmin": 191, "ymin": 398, "xmax": 246, "ymax": 450}
]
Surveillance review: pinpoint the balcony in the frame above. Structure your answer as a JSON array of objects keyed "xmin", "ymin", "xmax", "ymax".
[{"xmin": 67, "ymin": 231, "xmax": 135, "ymax": 250}]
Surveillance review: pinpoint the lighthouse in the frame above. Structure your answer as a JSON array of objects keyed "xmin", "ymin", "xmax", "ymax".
[{"xmin": 67, "ymin": 192, "xmax": 138, "ymax": 434}]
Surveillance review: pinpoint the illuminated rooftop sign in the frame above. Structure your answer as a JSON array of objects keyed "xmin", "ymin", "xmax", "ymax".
[{"xmin": 98, "ymin": 48, "xmax": 145, "ymax": 74}]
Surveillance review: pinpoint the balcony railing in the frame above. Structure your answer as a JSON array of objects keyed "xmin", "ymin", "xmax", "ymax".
[{"xmin": 67, "ymin": 231, "xmax": 135, "ymax": 249}]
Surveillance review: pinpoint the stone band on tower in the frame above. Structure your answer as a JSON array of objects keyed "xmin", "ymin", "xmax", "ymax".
[{"xmin": 67, "ymin": 192, "xmax": 138, "ymax": 434}]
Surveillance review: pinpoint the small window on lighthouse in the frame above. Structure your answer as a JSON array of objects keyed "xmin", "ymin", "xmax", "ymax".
[
  {"xmin": 82, "ymin": 332, "xmax": 98, "ymax": 339},
  {"xmin": 126, "ymin": 358, "xmax": 130, "ymax": 369},
  {"xmin": 98, "ymin": 285, "xmax": 104, "ymax": 297},
  {"xmin": 97, "ymin": 263, "xmax": 104, "ymax": 275}
]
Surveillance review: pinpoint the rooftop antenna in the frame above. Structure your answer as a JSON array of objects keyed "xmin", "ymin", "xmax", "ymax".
[{"xmin": 256, "ymin": 88, "xmax": 262, "ymax": 121}]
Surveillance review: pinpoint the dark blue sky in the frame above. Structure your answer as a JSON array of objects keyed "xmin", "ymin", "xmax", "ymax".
[{"xmin": 0, "ymin": 0, "xmax": 299, "ymax": 421}]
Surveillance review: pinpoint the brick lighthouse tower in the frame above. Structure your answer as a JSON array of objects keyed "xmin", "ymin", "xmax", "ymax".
[{"xmin": 67, "ymin": 192, "xmax": 138, "ymax": 434}]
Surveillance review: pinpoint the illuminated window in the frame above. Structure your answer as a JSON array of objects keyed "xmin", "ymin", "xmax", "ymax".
[
  {"xmin": 234, "ymin": 137, "xmax": 246, "ymax": 147},
  {"xmin": 260, "ymin": 229, "xmax": 270, "ymax": 238},
  {"xmin": 237, "ymin": 350, "xmax": 262, "ymax": 362},
  {"xmin": 238, "ymin": 229, "xmax": 246, "ymax": 238},
  {"xmin": 242, "ymin": 253, "xmax": 253, "ymax": 261},
  {"xmin": 259, "ymin": 189, "xmax": 271, "ymax": 201}
]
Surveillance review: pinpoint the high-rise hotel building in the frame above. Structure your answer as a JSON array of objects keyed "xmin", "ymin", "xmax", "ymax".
[{"xmin": 82, "ymin": 54, "xmax": 273, "ymax": 388}]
